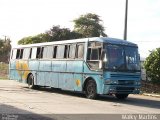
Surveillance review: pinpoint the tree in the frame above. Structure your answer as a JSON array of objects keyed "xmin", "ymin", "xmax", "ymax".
[
  {"xmin": 73, "ymin": 13, "xmax": 107, "ymax": 37},
  {"xmin": 18, "ymin": 33, "xmax": 50, "ymax": 45},
  {"xmin": 18, "ymin": 26, "xmax": 83, "ymax": 45},
  {"xmin": 46, "ymin": 25, "xmax": 82, "ymax": 42},
  {"xmin": 0, "ymin": 38, "xmax": 11, "ymax": 63},
  {"xmin": 144, "ymin": 48, "xmax": 160, "ymax": 84},
  {"xmin": 18, "ymin": 13, "xmax": 108, "ymax": 45}
]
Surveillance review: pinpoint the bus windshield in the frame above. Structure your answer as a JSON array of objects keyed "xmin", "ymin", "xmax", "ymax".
[{"xmin": 104, "ymin": 44, "xmax": 140, "ymax": 71}]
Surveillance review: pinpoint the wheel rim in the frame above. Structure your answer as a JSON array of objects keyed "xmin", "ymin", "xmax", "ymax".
[
  {"xmin": 86, "ymin": 81, "xmax": 96, "ymax": 98},
  {"xmin": 87, "ymin": 83, "xmax": 95, "ymax": 95}
]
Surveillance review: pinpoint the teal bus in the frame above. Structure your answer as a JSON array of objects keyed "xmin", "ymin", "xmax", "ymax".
[{"xmin": 9, "ymin": 37, "xmax": 141, "ymax": 99}]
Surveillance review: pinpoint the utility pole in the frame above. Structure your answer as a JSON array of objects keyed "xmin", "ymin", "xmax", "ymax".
[{"xmin": 124, "ymin": 0, "xmax": 128, "ymax": 40}]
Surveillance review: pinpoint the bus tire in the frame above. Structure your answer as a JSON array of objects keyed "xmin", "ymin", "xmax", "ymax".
[
  {"xmin": 85, "ymin": 80, "xmax": 97, "ymax": 99},
  {"xmin": 115, "ymin": 94, "xmax": 128, "ymax": 100},
  {"xmin": 27, "ymin": 74, "xmax": 36, "ymax": 89}
]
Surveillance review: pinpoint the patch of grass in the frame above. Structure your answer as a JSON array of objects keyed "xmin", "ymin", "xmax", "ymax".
[{"xmin": 0, "ymin": 62, "xmax": 9, "ymax": 80}]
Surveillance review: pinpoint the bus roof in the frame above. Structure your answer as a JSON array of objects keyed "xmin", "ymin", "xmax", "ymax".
[{"xmin": 13, "ymin": 37, "xmax": 137, "ymax": 49}]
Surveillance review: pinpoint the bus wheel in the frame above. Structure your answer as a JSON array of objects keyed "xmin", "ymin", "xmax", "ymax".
[
  {"xmin": 85, "ymin": 80, "xmax": 97, "ymax": 99},
  {"xmin": 28, "ymin": 74, "xmax": 35, "ymax": 89},
  {"xmin": 115, "ymin": 94, "xmax": 128, "ymax": 100}
]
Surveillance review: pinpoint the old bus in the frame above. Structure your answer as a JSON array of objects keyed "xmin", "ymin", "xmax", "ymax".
[{"xmin": 9, "ymin": 37, "xmax": 141, "ymax": 99}]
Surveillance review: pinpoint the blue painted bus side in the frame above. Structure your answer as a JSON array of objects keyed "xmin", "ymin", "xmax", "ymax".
[{"xmin": 9, "ymin": 37, "xmax": 141, "ymax": 96}]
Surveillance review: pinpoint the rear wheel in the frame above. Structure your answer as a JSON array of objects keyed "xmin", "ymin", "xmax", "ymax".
[
  {"xmin": 115, "ymin": 94, "xmax": 129, "ymax": 100},
  {"xmin": 28, "ymin": 74, "xmax": 36, "ymax": 89},
  {"xmin": 85, "ymin": 80, "xmax": 97, "ymax": 99}
]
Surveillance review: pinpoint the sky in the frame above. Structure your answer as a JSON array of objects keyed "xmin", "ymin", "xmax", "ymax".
[{"xmin": 0, "ymin": 0, "xmax": 160, "ymax": 58}]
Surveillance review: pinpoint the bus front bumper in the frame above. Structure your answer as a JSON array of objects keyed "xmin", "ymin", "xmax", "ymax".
[{"xmin": 103, "ymin": 85, "xmax": 140, "ymax": 95}]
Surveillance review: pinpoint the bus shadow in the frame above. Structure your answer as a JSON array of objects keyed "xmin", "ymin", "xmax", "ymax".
[
  {"xmin": 33, "ymin": 87, "xmax": 86, "ymax": 98},
  {"xmin": 23, "ymin": 86, "xmax": 86, "ymax": 98},
  {"xmin": 97, "ymin": 95, "xmax": 160, "ymax": 110},
  {"xmin": 30, "ymin": 86, "xmax": 160, "ymax": 110}
]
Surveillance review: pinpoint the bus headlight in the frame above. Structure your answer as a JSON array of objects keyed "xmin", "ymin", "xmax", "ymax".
[{"xmin": 136, "ymin": 81, "xmax": 141, "ymax": 85}]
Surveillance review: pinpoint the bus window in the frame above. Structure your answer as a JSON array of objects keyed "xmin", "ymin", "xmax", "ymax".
[
  {"xmin": 47, "ymin": 46, "xmax": 54, "ymax": 59},
  {"xmin": 76, "ymin": 44, "xmax": 84, "ymax": 59},
  {"xmin": 36, "ymin": 47, "xmax": 41, "ymax": 58},
  {"xmin": 87, "ymin": 48, "xmax": 101, "ymax": 60},
  {"xmin": 56, "ymin": 45, "xmax": 65, "ymax": 59},
  {"xmin": 36, "ymin": 47, "xmax": 43, "ymax": 59},
  {"xmin": 42, "ymin": 47, "xmax": 48, "ymax": 59},
  {"xmin": 64, "ymin": 45, "xmax": 69, "ymax": 59},
  {"xmin": 91, "ymin": 49, "xmax": 98, "ymax": 60},
  {"xmin": 12, "ymin": 49, "xmax": 17, "ymax": 59},
  {"xmin": 15, "ymin": 49, "xmax": 24, "ymax": 59},
  {"xmin": 43, "ymin": 46, "xmax": 54, "ymax": 59},
  {"xmin": 31, "ymin": 47, "xmax": 37, "ymax": 59},
  {"xmin": 23, "ymin": 48, "xmax": 30, "ymax": 59},
  {"xmin": 87, "ymin": 44, "xmax": 102, "ymax": 69},
  {"xmin": 53, "ymin": 46, "xmax": 57, "ymax": 58},
  {"xmin": 69, "ymin": 44, "xmax": 76, "ymax": 59},
  {"xmin": 87, "ymin": 48, "xmax": 91, "ymax": 60},
  {"xmin": 16, "ymin": 49, "xmax": 21, "ymax": 59},
  {"xmin": 19, "ymin": 49, "xmax": 24, "ymax": 59},
  {"xmin": 29, "ymin": 48, "xmax": 32, "ymax": 59},
  {"xmin": 40, "ymin": 47, "xmax": 44, "ymax": 59}
]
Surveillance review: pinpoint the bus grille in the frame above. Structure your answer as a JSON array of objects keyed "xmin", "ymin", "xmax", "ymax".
[
  {"xmin": 110, "ymin": 74, "xmax": 139, "ymax": 79},
  {"xmin": 118, "ymin": 80, "xmax": 135, "ymax": 85},
  {"xmin": 116, "ymin": 87, "xmax": 135, "ymax": 93}
]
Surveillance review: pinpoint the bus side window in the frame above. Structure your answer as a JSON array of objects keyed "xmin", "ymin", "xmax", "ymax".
[
  {"xmin": 87, "ymin": 47, "xmax": 102, "ymax": 69},
  {"xmin": 23, "ymin": 48, "xmax": 31, "ymax": 59},
  {"xmin": 53, "ymin": 46, "xmax": 57, "ymax": 58},
  {"xmin": 69, "ymin": 44, "xmax": 76, "ymax": 59},
  {"xmin": 42, "ymin": 47, "xmax": 48, "ymax": 59},
  {"xmin": 12, "ymin": 49, "xmax": 17, "ymax": 59},
  {"xmin": 76, "ymin": 44, "xmax": 84, "ymax": 59},
  {"xmin": 87, "ymin": 48, "xmax": 91, "ymax": 60},
  {"xmin": 43, "ymin": 46, "xmax": 54, "ymax": 59},
  {"xmin": 40, "ymin": 47, "xmax": 44, "ymax": 59},
  {"xmin": 87, "ymin": 48, "xmax": 101, "ymax": 60},
  {"xmin": 91, "ymin": 49, "xmax": 98, "ymax": 60},
  {"xmin": 19, "ymin": 49, "xmax": 24, "ymax": 59},
  {"xmin": 36, "ymin": 47, "xmax": 43, "ymax": 59},
  {"xmin": 64, "ymin": 45, "xmax": 69, "ymax": 59},
  {"xmin": 29, "ymin": 48, "xmax": 32, "ymax": 59},
  {"xmin": 47, "ymin": 46, "xmax": 54, "ymax": 59},
  {"xmin": 31, "ymin": 47, "xmax": 37, "ymax": 59},
  {"xmin": 56, "ymin": 45, "xmax": 65, "ymax": 59},
  {"xmin": 16, "ymin": 49, "xmax": 21, "ymax": 59}
]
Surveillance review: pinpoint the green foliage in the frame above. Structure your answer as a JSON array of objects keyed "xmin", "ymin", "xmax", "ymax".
[
  {"xmin": 144, "ymin": 48, "xmax": 160, "ymax": 84},
  {"xmin": 18, "ymin": 26, "xmax": 83, "ymax": 45},
  {"xmin": 18, "ymin": 13, "xmax": 107, "ymax": 45},
  {"xmin": 46, "ymin": 25, "xmax": 83, "ymax": 42},
  {"xmin": 0, "ymin": 38, "xmax": 11, "ymax": 63},
  {"xmin": 18, "ymin": 33, "xmax": 50, "ymax": 45},
  {"xmin": 0, "ymin": 62, "xmax": 8, "ymax": 79},
  {"xmin": 73, "ymin": 13, "xmax": 107, "ymax": 37},
  {"xmin": 0, "ymin": 39, "xmax": 11, "ymax": 55}
]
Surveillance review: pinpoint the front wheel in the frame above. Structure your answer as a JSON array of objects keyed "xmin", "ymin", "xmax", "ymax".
[
  {"xmin": 85, "ymin": 80, "xmax": 97, "ymax": 99},
  {"xmin": 115, "ymin": 94, "xmax": 129, "ymax": 100}
]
